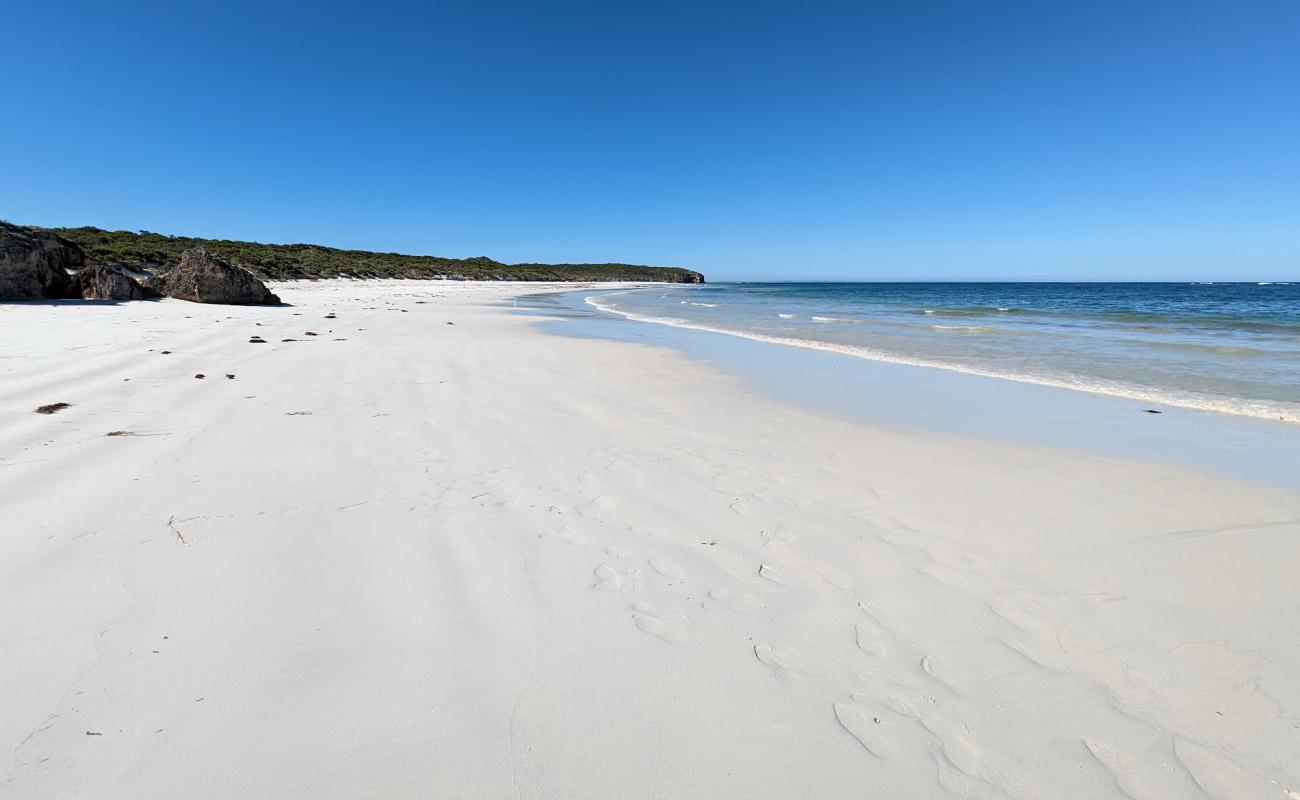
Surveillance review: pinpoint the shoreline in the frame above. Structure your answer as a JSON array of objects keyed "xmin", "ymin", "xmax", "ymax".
[
  {"xmin": 526, "ymin": 287, "xmax": 1300, "ymax": 491},
  {"xmin": 3, "ymin": 280, "xmax": 1298, "ymax": 798},
  {"xmin": 579, "ymin": 286, "xmax": 1300, "ymax": 427}
]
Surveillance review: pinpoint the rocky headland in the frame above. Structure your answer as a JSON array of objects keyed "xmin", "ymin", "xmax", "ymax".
[{"xmin": 0, "ymin": 222, "xmax": 705, "ymax": 305}]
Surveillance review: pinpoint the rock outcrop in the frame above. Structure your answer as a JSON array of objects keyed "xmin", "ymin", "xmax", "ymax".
[
  {"xmin": 67, "ymin": 265, "xmax": 152, "ymax": 301},
  {"xmin": 0, "ymin": 222, "xmax": 82, "ymax": 300},
  {"xmin": 144, "ymin": 247, "xmax": 280, "ymax": 305}
]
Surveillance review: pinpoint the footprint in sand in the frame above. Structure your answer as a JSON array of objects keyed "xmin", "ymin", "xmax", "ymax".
[
  {"xmin": 855, "ymin": 620, "xmax": 887, "ymax": 659},
  {"xmin": 757, "ymin": 563, "xmax": 785, "ymax": 586},
  {"xmin": 833, "ymin": 702, "xmax": 892, "ymax": 758},
  {"xmin": 648, "ymin": 557, "xmax": 685, "ymax": 580},
  {"xmin": 878, "ymin": 683, "xmax": 981, "ymax": 778},
  {"xmin": 728, "ymin": 498, "xmax": 755, "ymax": 517},
  {"xmin": 1082, "ymin": 738, "xmax": 1206, "ymax": 799},
  {"xmin": 918, "ymin": 655, "xmax": 968, "ymax": 699},
  {"xmin": 881, "ymin": 685, "xmax": 938, "ymax": 717},
  {"xmin": 538, "ymin": 525, "xmax": 583, "ymax": 545},
  {"xmin": 703, "ymin": 588, "xmax": 763, "ymax": 614},
  {"xmin": 631, "ymin": 603, "xmax": 688, "ymax": 644},
  {"xmin": 753, "ymin": 643, "xmax": 822, "ymax": 683},
  {"xmin": 759, "ymin": 528, "xmax": 793, "ymax": 548},
  {"xmin": 927, "ymin": 719, "xmax": 980, "ymax": 777},
  {"xmin": 593, "ymin": 564, "xmax": 641, "ymax": 592},
  {"xmin": 576, "ymin": 495, "xmax": 614, "ymax": 518},
  {"xmin": 999, "ymin": 636, "xmax": 1069, "ymax": 672},
  {"xmin": 593, "ymin": 565, "xmax": 620, "ymax": 589},
  {"xmin": 815, "ymin": 563, "xmax": 853, "ymax": 590}
]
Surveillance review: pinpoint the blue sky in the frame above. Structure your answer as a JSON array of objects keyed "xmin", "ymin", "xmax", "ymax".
[{"xmin": 3, "ymin": 1, "xmax": 1297, "ymax": 280}]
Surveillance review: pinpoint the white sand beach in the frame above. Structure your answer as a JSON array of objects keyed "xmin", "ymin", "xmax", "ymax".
[{"xmin": 3, "ymin": 281, "xmax": 1298, "ymax": 799}]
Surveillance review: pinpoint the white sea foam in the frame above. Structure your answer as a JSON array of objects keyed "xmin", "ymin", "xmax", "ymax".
[
  {"xmin": 929, "ymin": 324, "xmax": 998, "ymax": 333},
  {"xmin": 810, "ymin": 316, "xmax": 868, "ymax": 324},
  {"xmin": 777, "ymin": 313, "xmax": 795, "ymax": 319},
  {"xmin": 583, "ymin": 293, "xmax": 1300, "ymax": 424}
]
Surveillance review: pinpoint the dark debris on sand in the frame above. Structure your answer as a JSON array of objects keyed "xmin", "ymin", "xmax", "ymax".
[{"xmin": 35, "ymin": 402, "xmax": 71, "ymax": 415}]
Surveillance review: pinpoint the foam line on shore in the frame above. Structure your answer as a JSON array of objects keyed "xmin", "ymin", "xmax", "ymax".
[{"xmin": 584, "ymin": 292, "xmax": 1300, "ymax": 424}]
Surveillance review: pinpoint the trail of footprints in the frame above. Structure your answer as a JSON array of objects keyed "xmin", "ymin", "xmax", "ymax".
[
  {"xmin": 541, "ymin": 484, "xmax": 988, "ymax": 787},
  {"xmin": 535, "ymin": 470, "xmax": 1260, "ymax": 800}
]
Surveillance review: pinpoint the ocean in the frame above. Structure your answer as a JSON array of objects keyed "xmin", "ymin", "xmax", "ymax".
[{"xmin": 582, "ymin": 282, "xmax": 1300, "ymax": 424}]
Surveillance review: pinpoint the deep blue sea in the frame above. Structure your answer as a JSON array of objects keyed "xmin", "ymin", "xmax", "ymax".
[{"xmin": 583, "ymin": 282, "xmax": 1300, "ymax": 424}]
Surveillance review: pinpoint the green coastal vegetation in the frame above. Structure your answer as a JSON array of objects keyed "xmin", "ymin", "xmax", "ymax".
[{"xmin": 51, "ymin": 227, "xmax": 705, "ymax": 283}]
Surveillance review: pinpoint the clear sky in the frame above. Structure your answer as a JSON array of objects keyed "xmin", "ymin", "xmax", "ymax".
[{"xmin": 4, "ymin": 1, "xmax": 1298, "ymax": 281}]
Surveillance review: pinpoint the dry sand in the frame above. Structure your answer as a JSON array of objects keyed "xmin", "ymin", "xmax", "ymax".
[{"xmin": 3, "ymin": 281, "xmax": 1298, "ymax": 799}]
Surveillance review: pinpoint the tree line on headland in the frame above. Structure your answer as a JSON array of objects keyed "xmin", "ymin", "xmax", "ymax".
[{"xmin": 52, "ymin": 227, "xmax": 705, "ymax": 283}]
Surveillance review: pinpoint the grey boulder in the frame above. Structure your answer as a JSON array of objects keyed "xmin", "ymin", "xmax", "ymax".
[
  {"xmin": 68, "ymin": 265, "xmax": 152, "ymax": 301},
  {"xmin": 0, "ymin": 222, "xmax": 82, "ymax": 300},
  {"xmin": 145, "ymin": 247, "xmax": 280, "ymax": 305}
]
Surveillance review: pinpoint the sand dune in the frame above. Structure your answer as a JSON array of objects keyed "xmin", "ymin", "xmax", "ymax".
[{"xmin": 2, "ymin": 281, "xmax": 1298, "ymax": 799}]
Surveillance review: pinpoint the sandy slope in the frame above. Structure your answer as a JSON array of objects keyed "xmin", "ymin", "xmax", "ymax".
[{"xmin": 2, "ymin": 281, "xmax": 1298, "ymax": 800}]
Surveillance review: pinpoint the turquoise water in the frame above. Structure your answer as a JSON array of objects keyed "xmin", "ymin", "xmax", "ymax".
[{"xmin": 583, "ymin": 282, "xmax": 1300, "ymax": 424}]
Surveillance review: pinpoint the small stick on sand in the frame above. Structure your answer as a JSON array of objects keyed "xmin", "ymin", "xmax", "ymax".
[{"xmin": 167, "ymin": 515, "xmax": 189, "ymax": 546}]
